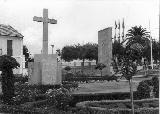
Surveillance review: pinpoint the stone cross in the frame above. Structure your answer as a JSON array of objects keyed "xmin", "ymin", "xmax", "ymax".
[{"xmin": 33, "ymin": 8, "xmax": 57, "ymax": 55}]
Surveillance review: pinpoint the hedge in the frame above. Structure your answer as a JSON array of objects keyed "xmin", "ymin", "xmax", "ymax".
[
  {"xmin": 0, "ymin": 98, "xmax": 158, "ymax": 114},
  {"xmin": 76, "ymin": 98, "xmax": 159, "ymax": 114},
  {"xmin": 71, "ymin": 91, "xmax": 139, "ymax": 106}
]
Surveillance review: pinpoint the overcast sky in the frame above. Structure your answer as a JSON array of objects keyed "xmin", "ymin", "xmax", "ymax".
[{"xmin": 0, "ymin": 0, "xmax": 159, "ymax": 54}]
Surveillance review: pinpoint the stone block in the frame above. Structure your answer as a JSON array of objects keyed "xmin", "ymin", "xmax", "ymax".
[{"xmin": 98, "ymin": 27, "xmax": 112, "ymax": 75}]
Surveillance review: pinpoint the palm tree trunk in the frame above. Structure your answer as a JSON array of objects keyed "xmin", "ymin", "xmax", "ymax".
[{"xmin": 129, "ymin": 79, "xmax": 134, "ymax": 114}]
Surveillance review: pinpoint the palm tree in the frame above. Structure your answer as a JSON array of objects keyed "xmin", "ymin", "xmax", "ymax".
[{"xmin": 125, "ymin": 26, "xmax": 150, "ymax": 48}]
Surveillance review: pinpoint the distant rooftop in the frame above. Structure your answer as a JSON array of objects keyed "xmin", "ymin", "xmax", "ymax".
[{"xmin": 0, "ymin": 24, "xmax": 23, "ymax": 38}]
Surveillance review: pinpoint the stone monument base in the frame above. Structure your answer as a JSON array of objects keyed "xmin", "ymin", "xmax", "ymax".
[{"xmin": 28, "ymin": 54, "xmax": 62, "ymax": 85}]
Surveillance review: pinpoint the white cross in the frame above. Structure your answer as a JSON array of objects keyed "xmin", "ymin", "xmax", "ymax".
[{"xmin": 33, "ymin": 8, "xmax": 57, "ymax": 55}]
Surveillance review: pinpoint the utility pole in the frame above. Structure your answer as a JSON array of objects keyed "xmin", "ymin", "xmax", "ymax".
[{"xmin": 149, "ymin": 20, "xmax": 153, "ymax": 69}]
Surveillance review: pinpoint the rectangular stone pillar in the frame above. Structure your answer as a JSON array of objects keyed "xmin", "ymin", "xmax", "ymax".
[{"xmin": 98, "ymin": 27, "xmax": 112, "ymax": 76}]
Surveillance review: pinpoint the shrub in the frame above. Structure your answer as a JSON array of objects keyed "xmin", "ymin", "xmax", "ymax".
[
  {"xmin": 0, "ymin": 55, "xmax": 20, "ymax": 104},
  {"xmin": 95, "ymin": 63, "xmax": 106, "ymax": 76},
  {"xmin": 45, "ymin": 87, "xmax": 72, "ymax": 110},
  {"xmin": 14, "ymin": 75, "xmax": 28, "ymax": 83},
  {"xmin": 137, "ymin": 81, "xmax": 151, "ymax": 99},
  {"xmin": 151, "ymin": 76, "xmax": 159, "ymax": 98},
  {"xmin": 62, "ymin": 81, "xmax": 79, "ymax": 91},
  {"xmin": 104, "ymin": 75, "xmax": 119, "ymax": 82},
  {"xmin": 64, "ymin": 66, "xmax": 71, "ymax": 71},
  {"xmin": 13, "ymin": 86, "xmax": 41, "ymax": 105}
]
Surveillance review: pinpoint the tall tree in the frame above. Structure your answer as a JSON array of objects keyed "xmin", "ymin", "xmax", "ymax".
[
  {"xmin": 82, "ymin": 43, "xmax": 98, "ymax": 62},
  {"xmin": 61, "ymin": 45, "xmax": 78, "ymax": 62},
  {"xmin": 76, "ymin": 43, "xmax": 98, "ymax": 73},
  {"xmin": 23, "ymin": 45, "xmax": 34, "ymax": 68},
  {"xmin": 125, "ymin": 26, "xmax": 150, "ymax": 47},
  {"xmin": 124, "ymin": 26, "xmax": 150, "ymax": 62},
  {"xmin": 0, "ymin": 55, "xmax": 19, "ymax": 104},
  {"xmin": 121, "ymin": 26, "xmax": 149, "ymax": 114},
  {"xmin": 121, "ymin": 42, "xmax": 143, "ymax": 114},
  {"xmin": 152, "ymin": 40, "xmax": 159, "ymax": 63}
]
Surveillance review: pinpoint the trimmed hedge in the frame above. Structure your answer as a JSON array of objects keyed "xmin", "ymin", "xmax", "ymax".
[
  {"xmin": 71, "ymin": 91, "xmax": 139, "ymax": 106},
  {"xmin": 0, "ymin": 105, "xmax": 159, "ymax": 114},
  {"xmin": 76, "ymin": 98, "xmax": 159, "ymax": 114}
]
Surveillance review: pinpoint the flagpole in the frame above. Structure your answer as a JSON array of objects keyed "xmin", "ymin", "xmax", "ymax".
[
  {"xmin": 122, "ymin": 18, "xmax": 125, "ymax": 41},
  {"xmin": 114, "ymin": 21, "xmax": 117, "ymax": 41},
  {"xmin": 118, "ymin": 20, "xmax": 120, "ymax": 43},
  {"xmin": 149, "ymin": 20, "xmax": 153, "ymax": 69}
]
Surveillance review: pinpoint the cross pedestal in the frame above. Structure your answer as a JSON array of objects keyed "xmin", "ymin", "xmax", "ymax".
[{"xmin": 29, "ymin": 9, "xmax": 61, "ymax": 85}]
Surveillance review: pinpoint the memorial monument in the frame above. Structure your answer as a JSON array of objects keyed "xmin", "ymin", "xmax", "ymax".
[
  {"xmin": 98, "ymin": 27, "xmax": 112, "ymax": 76},
  {"xmin": 28, "ymin": 9, "xmax": 62, "ymax": 85}
]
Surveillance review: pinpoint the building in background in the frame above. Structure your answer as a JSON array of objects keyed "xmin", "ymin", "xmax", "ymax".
[{"xmin": 0, "ymin": 24, "xmax": 25, "ymax": 74}]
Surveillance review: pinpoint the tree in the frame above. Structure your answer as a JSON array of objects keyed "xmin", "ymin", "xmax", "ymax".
[
  {"xmin": 0, "ymin": 55, "xmax": 19, "ymax": 104},
  {"xmin": 61, "ymin": 43, "xmax": 98, "ymax": 74},
  {"xmin": 125, "ymin": 26, "xmax": 150, "ymax": 47},
  {"xmin": 84, "ymin": 43, "xmax": 98, "ymax": 63},
  {"xmin": 152, "ymin": 40, "xmax": 159, "ymax": 63},
  {"xmin": 120, "ymin": 26, "xmax": 147, "ymax": 114},
  {"xmin": 76, "ymin": 43, "xmax": 98, "ymax": 73},
  {"xmin": 23, "ymin": 45, "xmax": 34, "ymax": 68},
  {"xmin": 125, "ymin": 26, "xmax": 150, "ymax": 62},
  {"xmin": 121, "ymin": 41, "xmax": 144, "ymax": 114},
  {"xmin": 61, "ymin": 45, "xmax": 78, "ymax": 62},
  {"xmin": 95, "ymin": 63, "xmax": 106, "ymax": 76},
  {"xmin": 112, "ymin": 40, "xmax": 125, "ymax": 65}
]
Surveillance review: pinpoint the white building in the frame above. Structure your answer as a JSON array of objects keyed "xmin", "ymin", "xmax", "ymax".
[{"xmin": 0, "ymin": 24, "xmax": 25, "ymax": 74}]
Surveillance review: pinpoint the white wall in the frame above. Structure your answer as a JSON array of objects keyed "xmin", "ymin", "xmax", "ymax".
[
  {"xmin": 0, "ymin": 35, "xmax": 22, "ymax": 56},
  {"xmin": 0, "ymin": 35, "xmax": 24, "ymax": 74}
]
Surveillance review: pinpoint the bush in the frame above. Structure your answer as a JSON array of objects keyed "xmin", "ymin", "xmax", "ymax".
[
  {"xmin": 137, "ymin": 81, "xmax": 151, "ymax": 99},
  {"xmin": 64, "ymin": 66, "xmax": 71, "ymax": 71},
  {"xmin": 62, "ymin": 81, "xmax": 79, "ymax": 91},
  {"xmin": 13, "ymin": 83, "xmax": 63, "ymax": 105},
  {"xmin": 151, "ymin": 76, "xmax": 159, "ymax": 98},
  {"xmin": 71, "ymin": 92, "xmax": 135, "ymax": 106},
  {"xmin": 14, "ymin": 75, "xmax": 28, "ymax": 83},
  {"xmin": 0, "ymin": 55, "xmax": 20, "ymax": 104},
  {"xmin": 95, "ymin": 63, "xmax": 106, "ymax": 76},
  {"xmin": 137, "ymin": 76, "xmax": 159, "ymax": 99},
  {"xmin": 13, "ymin": 86, "xmax": 41, "ymax": 105},
  {"xmin": 76, "ymin": 99, "xmax": 159, "ymax": 114},
  {"xmin": 45, "ymin": 87, "xmax": 72, "ymax": 110}
]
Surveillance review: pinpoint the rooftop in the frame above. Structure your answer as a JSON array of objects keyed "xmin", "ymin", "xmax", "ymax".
[{"xmin": 0, "ymin": 24, "xmax": 23, "ymax": 38}]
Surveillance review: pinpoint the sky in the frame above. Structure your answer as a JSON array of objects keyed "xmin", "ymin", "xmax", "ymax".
[{"xmin": 0, "ymin": 0, "xmax": 159, "ymax": 54}]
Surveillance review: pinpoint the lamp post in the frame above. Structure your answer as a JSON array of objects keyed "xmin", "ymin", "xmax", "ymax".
[{"xmin": 51, "ymin": 44, "xmax": 54, "ymax": 54}]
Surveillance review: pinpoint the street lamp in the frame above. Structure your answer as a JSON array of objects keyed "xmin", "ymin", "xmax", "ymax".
[{"xmin": 51, "ymin": 44, "xmax": 54, "ymax": 54}]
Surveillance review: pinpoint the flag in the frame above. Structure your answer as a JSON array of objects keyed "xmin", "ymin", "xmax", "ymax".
[
  {"xmin": 122, "ymin": 18, "xmax": 125, "ymax": 29},
  {"xmin": 115, "ymin": 21, "xmax": 117, "ymax": 29},
  {"xmin": 118, "ymin": 20, "xmax": 120, "ymax": 29}
]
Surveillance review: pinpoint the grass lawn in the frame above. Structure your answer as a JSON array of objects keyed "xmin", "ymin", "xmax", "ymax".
[{"xmin": 72, "ymin": 77, "xmax": 152, "ymax": 94}]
